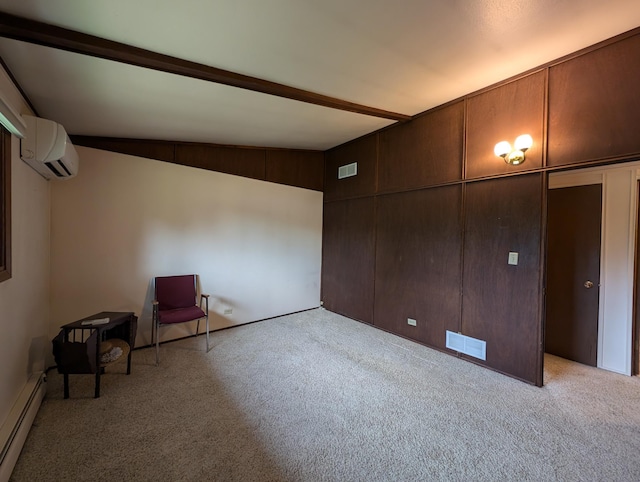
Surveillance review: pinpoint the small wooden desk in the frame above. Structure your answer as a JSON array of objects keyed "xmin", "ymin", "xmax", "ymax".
[{"xmin": 56, "ymin": 311, "xmax": 137, "ymax": 398}]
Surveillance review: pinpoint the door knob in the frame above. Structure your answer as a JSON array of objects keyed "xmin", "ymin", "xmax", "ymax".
[{"xmin": 584, "ymin": 280, "xmax": 594, "ymax": 289}]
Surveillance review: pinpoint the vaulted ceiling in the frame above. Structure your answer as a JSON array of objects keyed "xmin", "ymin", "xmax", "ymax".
[{"xmin": 0, "ymin": 0, "xmax": 639, "ymax": 150}]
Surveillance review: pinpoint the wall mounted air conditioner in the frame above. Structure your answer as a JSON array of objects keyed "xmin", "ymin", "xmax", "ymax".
[{"xmin": 20, "ymin": 115, "xmax": 79, "ymax": 180}]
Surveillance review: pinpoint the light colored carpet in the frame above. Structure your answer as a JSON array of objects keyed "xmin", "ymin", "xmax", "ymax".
[{"xmin": 9, "ymin": 308, "xmax": 640, "ymax": 481}]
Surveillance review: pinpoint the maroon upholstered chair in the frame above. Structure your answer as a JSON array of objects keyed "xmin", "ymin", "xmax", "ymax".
[{"xmin": 151, "ymin": 274, "xmax": 210, "ymax": 364}]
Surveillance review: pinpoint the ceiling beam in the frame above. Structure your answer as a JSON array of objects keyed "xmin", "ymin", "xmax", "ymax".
[{"xmin": 0, "ymin": 12, "xmax": 411, "ymax": 122}]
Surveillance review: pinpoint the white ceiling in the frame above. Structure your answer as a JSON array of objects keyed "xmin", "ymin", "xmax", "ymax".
[{"xmin": 0, "ymin": 0, "xmax": 639, "ymax": 150}]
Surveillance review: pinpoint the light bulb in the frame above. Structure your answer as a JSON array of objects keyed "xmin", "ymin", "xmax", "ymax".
[
  {"xmin": 494, "ymin": 141, "xmax": 511, "ymax": 158},
  {"xmin": 514, "ymin": 134, "xmax": 533, "ymax": 151}
]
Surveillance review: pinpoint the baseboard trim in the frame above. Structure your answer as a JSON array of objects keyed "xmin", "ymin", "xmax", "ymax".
[{"xmin": 0, "ymin": 372, "xmax": 46, "ymax": 482}]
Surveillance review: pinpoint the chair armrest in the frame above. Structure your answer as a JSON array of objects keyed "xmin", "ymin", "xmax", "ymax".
[{"xmin": 200, "ymin": 294, "xmax": 209, "ymax": 312}]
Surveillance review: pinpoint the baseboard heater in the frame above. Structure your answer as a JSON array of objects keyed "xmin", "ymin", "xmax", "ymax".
[{"xmin": 0, "ymin": 372, "xmax": 46, "ymax": 482}]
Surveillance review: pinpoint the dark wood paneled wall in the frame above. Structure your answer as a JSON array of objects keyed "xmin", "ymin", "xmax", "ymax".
[
  {"xmin": 548, "ymin": 34, "xmax": 640, "ymax": 167},
  {"xmin": 71, "ymin": 136, "xmax": 324, "ymax": 192},
  {"xmin": 321, "ymin": 27, "xmax": 640, "ymax": 386},
  {"xmin": 378, "ymin": 102, "xmax": 464, "ymax": 192},
  {"xmin": 175, "ymin": 143, "xmax": 266, "ymax": 180},
  {"xmin": 324, "ymin": 134, "xmax": 377, "ymax": 201},
  {"xmin": 72, "ymin": 137, "xmax": 176, "ymax": 163},
  {"xmin": 321, "ymin": 198, "xmax": 376, "ymax": 324},
  {"xmin": 466, "ymin": 71, "xmax": 546, "ymax": 178},
  {"xmin": 374, "ymin": 186, "xmax": 462, "ymax": 349},
  {"xmin": 266, "ymin": 150, "xmax": 324, "ymax": 192}
]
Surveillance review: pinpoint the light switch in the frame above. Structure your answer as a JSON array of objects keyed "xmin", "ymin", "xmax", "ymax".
[{"xmin": 508, "ymin": 252, "xmax": 519, "ymax": 265}]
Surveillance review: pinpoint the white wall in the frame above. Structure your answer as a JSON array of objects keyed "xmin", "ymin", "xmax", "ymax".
[
  {"xmin": 50, "ymin": 147, "xmax": 323, "ymax": 349},
  {"xmin": 549, "ymin": 162, "xmax": 639, "ymax": 375},
  {"xmin": 0, "ymin": 70, "xmax": 49, "ymax": 432}
]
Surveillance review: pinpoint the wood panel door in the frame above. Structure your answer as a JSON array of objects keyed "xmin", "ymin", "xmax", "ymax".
[
  {"xmin": 545, "ymin": 184, "xmax": 602, "ymax": 366},
  {"xmin": 462, "ymin": 174, "xmax": 544, "ymax": 385}
]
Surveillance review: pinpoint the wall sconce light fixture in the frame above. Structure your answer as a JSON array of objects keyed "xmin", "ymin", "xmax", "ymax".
[{"xmin": 494, "ymin": 134, "xmax": 533, "ymax": 165}]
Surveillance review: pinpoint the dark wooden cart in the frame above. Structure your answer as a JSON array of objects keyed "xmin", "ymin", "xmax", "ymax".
[{"xmin": 52, "ymin": 311, "xmax": 137, "ymax": 398}]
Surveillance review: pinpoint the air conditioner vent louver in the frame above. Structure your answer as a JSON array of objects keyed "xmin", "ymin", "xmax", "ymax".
[
  {"xmin": 338, "ymin": 162, "xmax": 357, "ymax": 179},
  {"xmin": 446, "ymin": 331, "xmax": 487, "ymax": 360},
  {"xmin": 45, "ymin": 161, "xmax": 67, "ymax": 178}
]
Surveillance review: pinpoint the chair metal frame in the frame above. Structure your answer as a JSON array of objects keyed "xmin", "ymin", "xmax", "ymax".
[{"xmin": 151, "ymin": 274, "xmax": 210, "ymax": 365}]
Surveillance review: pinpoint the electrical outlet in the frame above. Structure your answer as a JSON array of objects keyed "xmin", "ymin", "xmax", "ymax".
[
  {"xmin": 224, "ymin": 308, "xmax": 233, "ymax": 316},
  {"xmin": 508, "ymin": 252, "xmax": 519, "ymax": 265},
  {"xmin": 407, "ymin": 318, "xmax": 417, "ymax": 327}
]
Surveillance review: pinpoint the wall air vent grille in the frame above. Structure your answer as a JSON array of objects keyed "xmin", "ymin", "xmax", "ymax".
[
  {"xmin": 446, "ymin": 331, "xmax": 487, "ymax": 360},
  {"xmin": 338, "ymin": 162, "xmax": 357, "ymax": 179}
]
